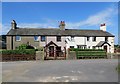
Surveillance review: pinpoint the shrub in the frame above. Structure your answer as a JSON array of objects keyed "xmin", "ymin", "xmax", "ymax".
[
  {"xmin": 70, "ymin": 48, "xmax": 104, "ymax": 51},
  {"xmin": 1, "ymin": 49, "xmax": 35, "ymax": 55},
  {"xmin": 71, "ymin": 48, "xmax": 107, "ymax": 58},
  {"xmin": 16, "ymin": 44, "xmax": 35, "ymax": 50}
]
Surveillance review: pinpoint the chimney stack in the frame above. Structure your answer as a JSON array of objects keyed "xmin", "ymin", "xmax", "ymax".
[
  {"xmin": 100, "ymin": 23, "xmax": 106, "ymax": 31},
  {"xmin": 59, "ymin": 21, "xmax": 65, "ymax": 30},
  {"xmin": 11, "ymin": 20, "xmax": 17, "ymax": 29}
]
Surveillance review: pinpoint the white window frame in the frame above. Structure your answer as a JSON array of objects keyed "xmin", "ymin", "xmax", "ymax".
[
  {"xmin": 71, "ymin": 36, "xmax": 74, "ymax": 41},
  {"xmin": 92, "ymin": 37, "xmax": 96, "ymax": 42},
  {"xmin": 15, "ymin": 36, "xmax": 21, "ymax": 41},
  {"xmin": 34, "ymin": 36, "xmax": 39, "ymax": 41},
  {"xmin": 87, "ymin": 37, "xmax": 90, "ymax": 41}
]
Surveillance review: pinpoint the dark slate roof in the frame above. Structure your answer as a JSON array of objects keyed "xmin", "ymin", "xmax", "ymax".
[
  {"xmin": 96, "ymin": 41, "xmax": 111, "ymax": 47},
  {"xmin": 45, "ymin": 41, "xmax": 58, "ymax": 47},
  {"xmin": 7, "ymin": 28, "xmax": 114, "ymax": 37}
]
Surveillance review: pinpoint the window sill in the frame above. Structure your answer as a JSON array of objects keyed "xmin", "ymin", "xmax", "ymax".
[
  {"xmin": 41, "ymin": 41, "xmax": 45, "ymax": 42},
  {"xmin": 16, "ymin": 40, "xmax": 21, "ymax": 42},
  {"xmin": 34, "ymin": 40, "xmax": 39, "ymax": 42}
]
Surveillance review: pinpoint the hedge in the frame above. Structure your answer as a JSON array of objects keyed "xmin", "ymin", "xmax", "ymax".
[
  {"xmin": 76, "ymin": 51, "xmax": 106, "ymax": 57},
  {"xmin": 70, "ymin": 48, "xmax": 107, "ymax": 58},
  {"xmin": 0, "ymin": 49, "xmax": 35, "ymax": 55},
  {"xmin": 70, "ymin": 48, "xmax": 104, "ymax": 51}
]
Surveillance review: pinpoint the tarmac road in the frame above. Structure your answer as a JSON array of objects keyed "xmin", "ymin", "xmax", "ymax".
[{"xmin": 2, "ymin": 59, "xmax": 118, "ymax": 82}]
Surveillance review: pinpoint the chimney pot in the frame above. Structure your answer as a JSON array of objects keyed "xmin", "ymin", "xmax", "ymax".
[
  {"xmin": 100, "ymin": 23, "xmax": 106, "ymax": 31},
  {"xmin": 59, "ymin": 21, "xmax": 65, "ymax": 30},
  {"xmin": 11, "ymin": 20, "xmax": 17, "ymax": 29}
]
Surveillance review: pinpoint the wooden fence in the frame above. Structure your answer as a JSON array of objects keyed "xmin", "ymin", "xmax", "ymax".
[{"xmin": 1, "ymin": 54, "xmax": 36, "ymax": 61}]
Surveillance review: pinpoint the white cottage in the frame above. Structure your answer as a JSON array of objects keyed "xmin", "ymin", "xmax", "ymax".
[{"xmin": 65, "ymin": 23, "xmax": 114, "ymax": 53}]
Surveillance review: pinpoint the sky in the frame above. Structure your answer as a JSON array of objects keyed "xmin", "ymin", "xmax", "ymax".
[{"xmin": 1, "ymin": 2, "xmax": 119, "ymax": 44}]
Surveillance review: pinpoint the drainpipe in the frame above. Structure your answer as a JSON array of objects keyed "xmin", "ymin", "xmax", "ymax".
[
  {"xmin": 84, "ymin": 37, "xmax": 86, "ymax": 49},
  {"xmin": 11, "ymin": 36, "xmax": 13, "ymax": 50}
]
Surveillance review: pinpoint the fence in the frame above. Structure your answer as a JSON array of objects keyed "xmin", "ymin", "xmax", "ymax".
[{"xmin": 1, "ymin": 54, "xmax": 36, "ymax": 61}]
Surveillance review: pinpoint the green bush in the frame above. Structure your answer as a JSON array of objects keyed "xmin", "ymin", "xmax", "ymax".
[
  {"xmin": 76, "ymin": 50, "xmax": 106, "ymax": 58},
  {"xmin": 1, "ymin": 49, "xmax": 35, "ymax": 55},
  {"xmin": 16, "ymin": 44, "xmax": 34, "ymax": 50}
]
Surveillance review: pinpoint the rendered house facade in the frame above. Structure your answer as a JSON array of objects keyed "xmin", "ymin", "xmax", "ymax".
[{"xmin": 6, "ymin": 20, "xmax": 114, "ymax": 54}]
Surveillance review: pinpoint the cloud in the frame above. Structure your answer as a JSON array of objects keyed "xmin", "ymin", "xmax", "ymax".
[
  {"xmin": 18, "ymin": 23, "xmax": 58, "ymax": 28},
  {"xmin": 66, "ymin": 6, "xmax": 117, "ymax": 29},
  {"xmin": 1, "ymin": 24, "xmax": 11, "ymax": 35},
  {"xmin": 1, "ymin": 22, "xmax": 59, "ymax": 35},
  {"xmin": 1, "ymin": 5, "xmax": 117, "ymax": 35}
]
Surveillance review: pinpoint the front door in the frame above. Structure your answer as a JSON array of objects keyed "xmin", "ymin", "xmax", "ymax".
[
  {"xmin": 49, "ymin": 46, "xmax": 54, "ymax": 57},
  {"xmin": 104, "ymin": 46, "xmax": 107, "ymax": 52}
]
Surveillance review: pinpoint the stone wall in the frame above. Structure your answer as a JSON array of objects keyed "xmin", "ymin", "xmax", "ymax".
[
  {"xmin": 36, "ymin": 51, "xmax": 45, "ymax": 60},
  {"xmin": 107, "ymin": 53, "xmax": 120, "ymax": 59},
  {"xmin": 66, "ymin": 50, "xmax": 76, "ymax": 60}
]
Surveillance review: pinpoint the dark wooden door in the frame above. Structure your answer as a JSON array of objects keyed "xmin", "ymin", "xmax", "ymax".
[
  {"xmin": 56, "ymin": 47, "xmax": 61, "ymax": 57},
  {"xmin": 49, "ymin": 46, "xmax": 54, "ymax": 57},
  {"xmin": 104, "ymin": 46, "xmax": 107, "ymax": 52}
]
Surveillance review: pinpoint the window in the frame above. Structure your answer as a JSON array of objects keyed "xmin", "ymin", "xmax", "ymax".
[
  {"xmin": 92, "ymin": 37, "xmax": 96, "ymax": 41},
  {"xmin": 77, "ymin": 45, "xmax": 86, "ymax": 49},
  {"xmin": 57, "ymin": 36, "xmax": 61, "ymax": 42},
  {"xmin": 70, "ymin": 46, "xmax": 74, "ymax": 48},
  {"xmin": 105, "ymin": 37, "xmax": 108, "ymax": 42},
  {"xmin": 88, "ymin": 46, "xmax": 90, "ymax": 49},
  {"xmin": 87, "ymin": 37, "xmax": 90, "ymax": 41},
  {"xmin": 34, "ymin": 36, "xmax": 39, "ymax": 41},
  {"xmin": 15, "ymin": 36, "xmax": 21, "ymax": 41},
  {"xmin": 92, "ymin": 46, "xmax": 96, "ymax": 49},
  {"xmin": 56, "ymin": 46, "xmax": 61, "ymax": 51},
  {"xmin": 77, "ymin": 45, "xmax": 82, "ymax": 49},
  {"xmin": 71, "ymin": 36, "xmax": 74, "ymax": 41},
  {"xmin": 41, "ymin": 36, "xmax": 46, "ymax": 42}
]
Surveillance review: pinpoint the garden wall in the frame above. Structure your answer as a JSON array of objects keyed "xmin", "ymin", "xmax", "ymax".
[{"xmin": 36, "ymin": 51, "xmax": 44, "ymax": 60}]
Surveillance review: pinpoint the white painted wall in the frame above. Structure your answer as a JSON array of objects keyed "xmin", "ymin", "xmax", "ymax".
[
  {"xmin": 86, "ymin": 37, "xmax": 105, "ymax": 49},
  {"xmin": 65, "ymin": 36, "xmax": 114, "ymax": 53},
  {"xmin": 108, "ymin": 37, "xmax": 114, "ymax": 53},
  {"xmin": 40, "ymin": 36, "xmax": 66, "ymax": 50}
]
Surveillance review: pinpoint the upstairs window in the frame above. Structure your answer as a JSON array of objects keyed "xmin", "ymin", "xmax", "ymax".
[
  {"xmin": 41, "ymin": 36, "xmax": 46, "ymax": 42},
  {"xmin": 34, "ymin": 36, "xmax": 39, "ymax": 41},
  {"xmin": 92, "ymin": 37, "xmax": 96, "ymax": 42},
  {"xmin": 57, "ymin": 36, "xmax": 61, "ymax": 42},
  {"xmin": 105, "ymin": 37, "xmax": 108, "ymax": 42},
  {"xmin": 71, "ymin": 36, "xmax": 74, "ymax": 41},
  {"xmin": 15, "ymin": 36, "xmax": 21, "ymax": 41},
  {"xmin": 87, "ymin": 37, "xmax": 90, "ymax": 41}
]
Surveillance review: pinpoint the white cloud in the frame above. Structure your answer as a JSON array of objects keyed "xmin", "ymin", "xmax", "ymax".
[
  {"xmin": 1, "ymin": 24, "xmax": 11, "ymax": 35},
  {"xmin": 66, "ymin": 6, "xmax": 117, "ymax": 29},
  {"xmin": 1, "ymin": 5, "xmax": 117, "ymax": 35},
  {"xmin": 18, "ymin": 23, "xmax": 58, "ymax": 28}
]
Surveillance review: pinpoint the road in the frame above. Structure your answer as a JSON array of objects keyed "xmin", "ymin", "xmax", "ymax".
[{"xmin": 2, "ymin": 59, "xmax": 118, "ymax": 82}]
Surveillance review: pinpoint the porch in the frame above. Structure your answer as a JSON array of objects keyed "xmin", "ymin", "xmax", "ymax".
[{"xmin": 44, "ymin": 41, "xmax": 66, "ymax": 60}]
